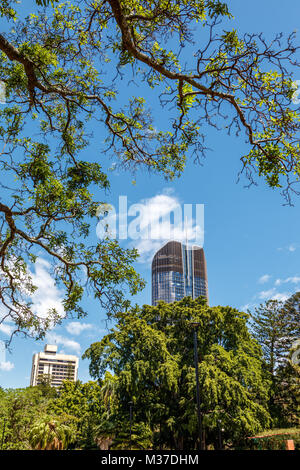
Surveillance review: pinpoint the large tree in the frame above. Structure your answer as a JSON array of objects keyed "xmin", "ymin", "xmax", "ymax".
[
  {"xmin": 0, "ymin": 381, "xmax": 101, "ymax": 450},
  {"xmin": 0, "ymin": 0, "xmax": 299, "ymax": 340},
  {"xmin": 28, "ymin": 415, "xmax": 77, "ymax": 450},
  {"xmin": 50, "ymin": 380, "xmax": 103, "ymax": 449},
  {"xmin": 250, "ymin": 295, "xmax": 300, "ymax": 426},
  {"xmin": 83, "ymin": 297, "xmax": 271, "ymax": 449},
  {"xmin": 0, "ymin": 384, "xmax": 55, "ymax": 449}
]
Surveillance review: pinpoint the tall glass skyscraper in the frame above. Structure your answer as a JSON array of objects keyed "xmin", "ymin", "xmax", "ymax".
[{"xmin": 151, "ymin": 241, "xmax": 208, "ymax": 305}]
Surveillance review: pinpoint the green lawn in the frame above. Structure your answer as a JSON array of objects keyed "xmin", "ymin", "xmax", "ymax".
[{"xmin": 251, "ymin": 428, "xmax": 300, "ymax": 438}]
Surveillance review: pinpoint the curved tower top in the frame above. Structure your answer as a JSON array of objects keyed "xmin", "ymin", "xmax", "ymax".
[{"xmin": 151, "ymin": 241, "xmax": 208, "ymax": 305}]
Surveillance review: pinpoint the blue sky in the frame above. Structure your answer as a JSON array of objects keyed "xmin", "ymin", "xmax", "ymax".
[{"xmin": 0, "ymin": 0, "xmax": 300, "ymax": 388}]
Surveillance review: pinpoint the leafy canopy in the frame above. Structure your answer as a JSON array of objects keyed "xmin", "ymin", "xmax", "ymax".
[
  {"xmin": 83, "ymin": 297, "xmax": 271, "ymax": 449},
  {"xmin": 0, "ymin": 0, "xmax": 299, "ymax": 340},
  {"xmin": 250, "ymin": 295, "xmax": 300, "ymax": 427}
]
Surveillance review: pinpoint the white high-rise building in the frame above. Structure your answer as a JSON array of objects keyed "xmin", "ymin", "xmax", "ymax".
[{"xmin": 30, "ymin": 344, "xmax": 79, "ymax": 388}]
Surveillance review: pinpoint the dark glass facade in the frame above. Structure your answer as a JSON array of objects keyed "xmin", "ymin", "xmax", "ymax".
[{"xmin": 152, "ymin": 241, "xmax": 208, "ymax": 305}]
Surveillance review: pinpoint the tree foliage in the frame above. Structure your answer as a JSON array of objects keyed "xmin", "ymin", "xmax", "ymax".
[
  {"xmin": 83, "ymin": 297, "xmax": 271, "ymax": 449},
  {"xmin": 0, "ymin": 384, "xmax": 56, "ymax": 449},
  {"xmin": 0, "ymin": 0, "xmax": 299, "ymax": 340},
  {"xmin": 50, "ymin": 380, "xmax": 103, "ymax": 448},
  {"xmin": 0, "ymin": 380, "xmax": 104, "ymax": 449},
  {"xmin": 28, "ymin": 415, "xmax": 76, "ymax": 450},
  {"xmin": 250, "ymin": 295, "xmax": 300, "ymax": 427}
]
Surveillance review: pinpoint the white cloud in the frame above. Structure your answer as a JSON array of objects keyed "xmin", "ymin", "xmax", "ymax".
[
  {"xmin": 276, "ymin": 276, "xmax": 300, "ymax": 286},
  {"xmin": 29, "ymin": 258, "xmax": 65, "ymax": 320},
  {"xmin": 0, "ymin": 361, "xmax": 14, "ymax": 371},
  {"xmin": 291, "ymin": 80, "xmax": 300, "ymax": 105},
  {"xmin": 287, "ymin": 276, "xmax": 300, "ymax": 284},
  {"xmin": 240, "ymin": 304, "xmax": 251, "ymax": 312},
  {"xmin": 131, "ymin": 238, "xmax": 165, "ymax": 264},
  {"xmin": 65, "ymin": 322, "xmax": 93, "ymax": 336},
  {"xmin": 277, "ymin": 243, "xmax": 297, "ymax": 253},
  {"xmin": 0, "ymin": 258, "xmax": 65, "ymax": 335},
  {"xmin": 288, "ymin": 276, "xmax": 300, "ymax": 283},
  {"xmin": 258, "ymin": 274, "xmax": 271, "ymax": 284},
  {"xmin": 0, "ymin": 80, "xmax": 6, "ymax": 104},
  {"xmin": 255, "ymin": 272, "xmax": 300, "ymax": 303},
  {"xmin": 258, "ymin": 288, "xmax": 277, "ymax": 299},
  {"xmin": 127, "ymin": 192, "xmax": 204, "ymax": 263},
  {"xmin": 45, "ymin": 332, "xmax": 81, "ymax": 355},
  {"xmin": 258, "ymin": 288, "xmax": 290, "ymax": 302},
  {"xmin": 0, "ymin": 322, "xmax": 14, "ymax": 336},
  {"xmin": 271, "ymin": 292, "xmax": 290, "ymax": 302}
]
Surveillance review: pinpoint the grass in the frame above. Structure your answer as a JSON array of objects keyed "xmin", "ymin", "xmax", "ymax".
[{"xmin": 250, "ymin": 427, "xmax": 300, "ymax": 438}]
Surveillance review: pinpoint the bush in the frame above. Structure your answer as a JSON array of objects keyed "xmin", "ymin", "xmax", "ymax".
[{"xmin": 245, "ymin": 431, "xmax": 300, "ymax": 450}]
